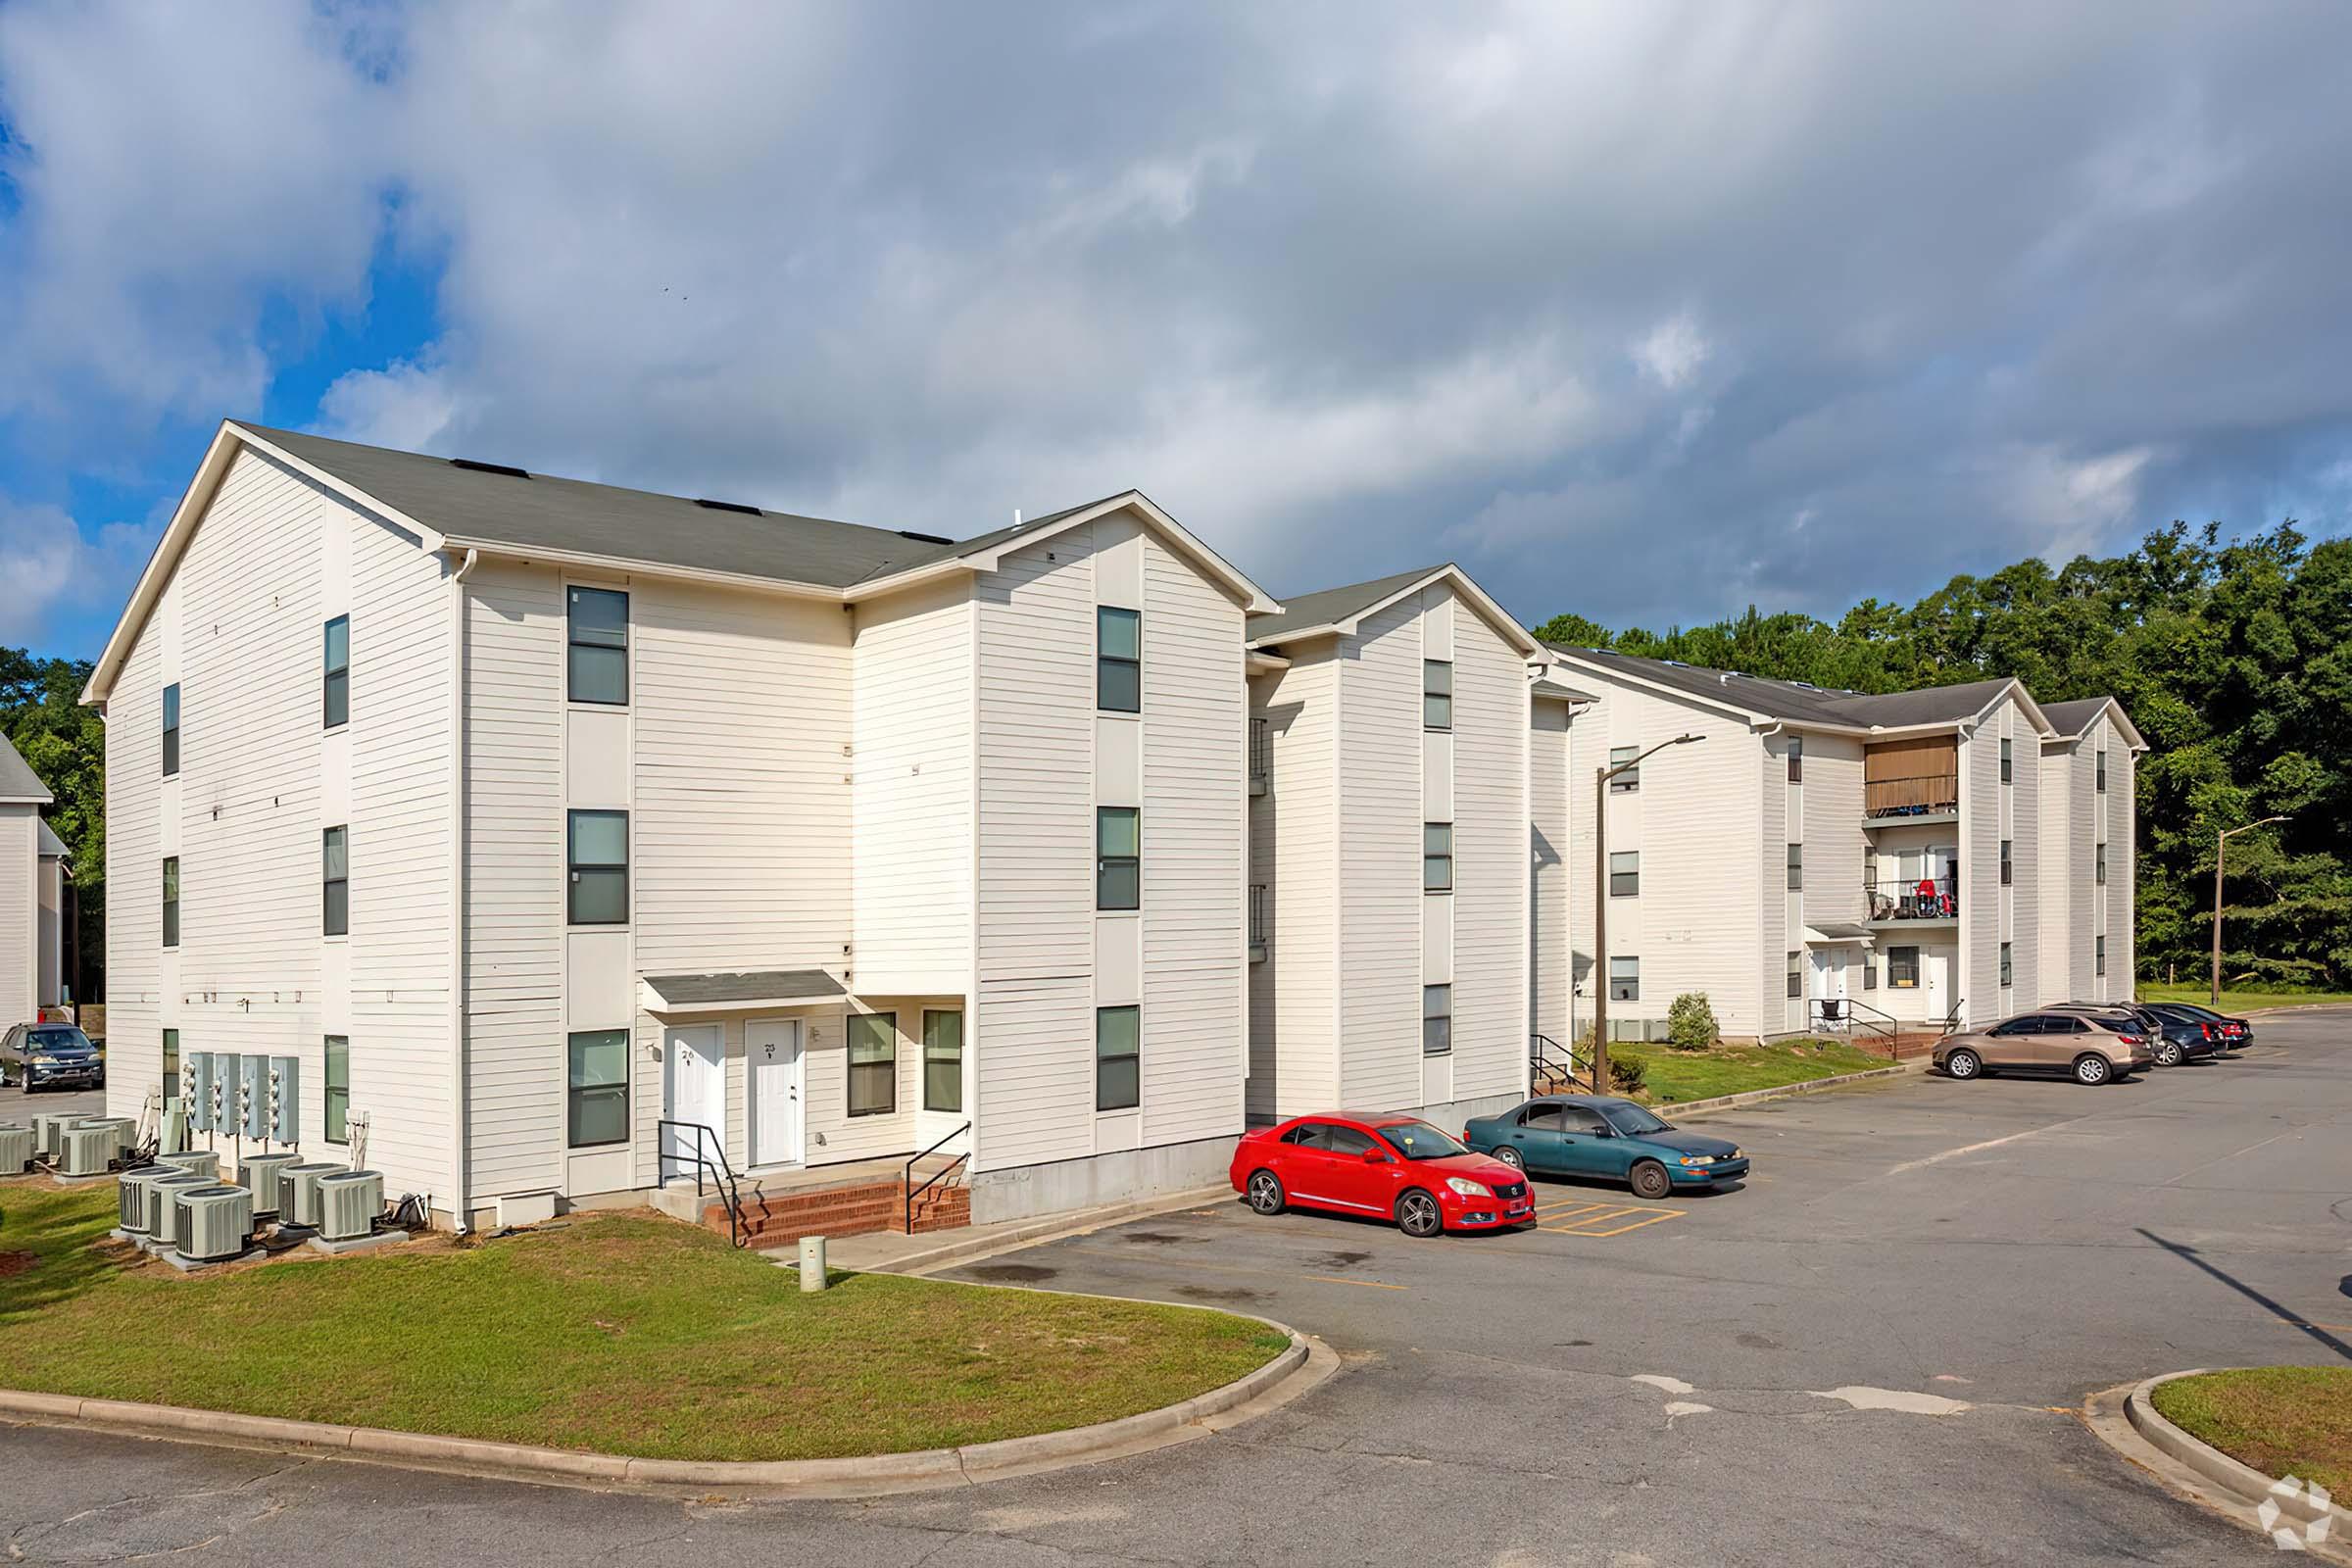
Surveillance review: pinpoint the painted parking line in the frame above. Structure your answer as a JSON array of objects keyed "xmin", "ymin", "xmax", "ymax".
[{"xmin": 1535, "ymin": 1199, "xmax": 1688, "ymax": 1237}]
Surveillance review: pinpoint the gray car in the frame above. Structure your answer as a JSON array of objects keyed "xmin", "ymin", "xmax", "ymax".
[{"xmin": 0, "ymin": 1023, "xmax": 104, "ymax": 1092}]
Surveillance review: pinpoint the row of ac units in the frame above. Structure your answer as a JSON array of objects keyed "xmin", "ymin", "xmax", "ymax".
[
  {"xmin": 181, "ymin": 1054, "xmax": 301, "ymax": 1143},
  {"xmin": 117, "ymin": 1154, "xmax": 385, "ymax": 1265},
  {"xmin": 1, "ymin": 1114, "xmax": 137, "ymax": 1176}
]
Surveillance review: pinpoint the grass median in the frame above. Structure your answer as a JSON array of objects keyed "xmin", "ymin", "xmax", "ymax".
[
  {"xmin": 2150, "ymin": 1366, "xmax": 2352, "ymax": 1499},
  {"xmin": 2140, "ymin": 985, "xmax": 2352, "ymax": 1015},
  {"xmin": 0, "ymin": 1180, "xmax": 1287, "ymax": 1463},
  {"xmin": 1612, "ymin": 1039, "xmax": 1889, "ymax": 1105}
]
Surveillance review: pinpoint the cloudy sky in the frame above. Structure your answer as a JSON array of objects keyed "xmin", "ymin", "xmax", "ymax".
[{"xmin": 5, "ymin": 1, "xmax": 2351, "ymax": 659}]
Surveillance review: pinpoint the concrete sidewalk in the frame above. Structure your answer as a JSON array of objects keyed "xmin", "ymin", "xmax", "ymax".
[{"xmin": 793, "ymin": 1184, "xmax": 1235, "ymax": 1276}]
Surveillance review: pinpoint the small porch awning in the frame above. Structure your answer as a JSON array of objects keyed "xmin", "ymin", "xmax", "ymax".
[
  {"xmin": 1803, "ymin": 922, "xmax": 1874, "ymax": 945},
  {"xmin": 1531, "ymin": 678, "xmax": 1598, "ymax": 704},
  {"xmin": 640, "ymin": 968, "xmax": 846, "ymax": 1018}
]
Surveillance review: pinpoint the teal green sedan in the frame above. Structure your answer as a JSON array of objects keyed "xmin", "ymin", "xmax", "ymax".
[{"xmin": 1462, "ymin": 1095, "xmax": 1750, "ymax": 1200}]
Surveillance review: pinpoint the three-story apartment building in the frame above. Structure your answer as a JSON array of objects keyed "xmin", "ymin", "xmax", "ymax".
[
  {"xmin": 85, "ymin": 422, "xmax": 1272, "ymax": 1230},
  {"xmin": 1241, "ymin": 566, "xmax": 1573, "ymax": 1128},
  {"xmin": 1544, "ymin": 647, "xmax": 2142, "ymax": 1041},
  {"xmin": 0, "ymin": 731, "xmax": 70, "ymax": 1027}
]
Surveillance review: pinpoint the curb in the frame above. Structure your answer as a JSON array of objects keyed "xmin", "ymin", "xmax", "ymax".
[
  {"xmin": 1650, "ymin": 1057, "xmax": 1928, "ymax": 1120},
  {"xmin": 845, "ymin": 1183, "xmax": 1236, "ymax": 1277},
  {"xmin": 2082, "ymin": 1372, "xmax": 2350, "ymax": 1563},
  {"xmin": 0, "ymin": 1317, "xmax": 1332, "ymax": 1496}
]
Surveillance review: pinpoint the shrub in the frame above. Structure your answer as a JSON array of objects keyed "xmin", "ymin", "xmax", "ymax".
[
  {"xmin": 1666, "ymin": 992, "xmax": 1719, "ymax": 1052},
  {"xmin": 1607, "ymin": 1054, "xmax": 1647, "ymax": 1095}
]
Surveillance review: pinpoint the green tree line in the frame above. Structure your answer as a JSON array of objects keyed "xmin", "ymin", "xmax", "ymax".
[
  {"xmin": 1, "ymin": 649, "xmax": 103, "ymax": 1000},
  {"xmin": 1537, "ymin": 522, "xmax": 2351, "ymax": 991}
]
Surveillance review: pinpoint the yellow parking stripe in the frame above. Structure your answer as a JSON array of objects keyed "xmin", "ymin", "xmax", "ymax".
[
  {"xmin": 1533, "ymin": 1200, "xmax": 1621, "ymax": 1220},
  {"xmin": 1539, "ymin": 1202, "xmax": 1688, "ymax": 1236},
  {"xmin": 1568, "ymin": 1208, "xmax": 1686, "ymax": 1237}
]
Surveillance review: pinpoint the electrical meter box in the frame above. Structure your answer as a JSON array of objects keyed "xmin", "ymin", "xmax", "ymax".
[
  {"xmin": 268, "ymin": 1055, "xmax": 300, "ymax": 1143},
  {"xmin": 188, "ymin": 1054, "xmax": 218, "ymax": 1133},
  {"xmin": 239, "ymin": 1055, "xmax": 270, "ymax": 1141}
]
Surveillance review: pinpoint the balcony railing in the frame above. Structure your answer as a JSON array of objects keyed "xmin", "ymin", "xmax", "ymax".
[
  {"xmin": 1866, "ymin": 873, "xmax": 1958, "ymax": 922},
  {"xmin": 1249, "ymin": 883, "xmax": 1269, "ymax": 960},
  {"xmin": 1865, "ymin": 773, "xmax": 1960, "ymax": 819},
  {"xmin": 1250, "ymin": 717, "xmax": 1270, "ymax": 796}
]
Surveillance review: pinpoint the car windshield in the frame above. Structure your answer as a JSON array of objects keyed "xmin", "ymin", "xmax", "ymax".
[
  {"xmin": 1599, "ymin": 1104, "xmax": 1672, "ymax": 1136},
  {"xmin": 1376, "ymin": 1120, "xmax": 1468, "ymax": 1160},
  {"xmin": 25, "ymin": 1027, "xmax": 91, "ymax": 1053}
]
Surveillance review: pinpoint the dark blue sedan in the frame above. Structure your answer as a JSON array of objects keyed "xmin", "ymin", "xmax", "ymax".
[{"xmin": 1463, "ymin": 1095, "xmax": 1748, "ymax": 1200}]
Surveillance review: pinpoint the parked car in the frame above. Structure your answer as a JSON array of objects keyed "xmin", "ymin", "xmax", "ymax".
[
  {"xmin": 1230, "ymin": 1112, "xmax": 1534, "ymax": 1237},
  {"xmin": 0, "ymin": 1023, "xmax": 104, "ymax": 1092},
  {"xmin": 1934, "ymin": 1008, "xmax": 2153, "ymax": 1085},
  {"xmin": 2047, "ymin": 1001, "xmax": 2216, "ymax": 1067},
  {"xmin": 2142, "ymin": 1001, "xmax": 2255, "ymax": 1053},
  {"xmin": 1462, "ymin": 1095, "xmax": 1749, "ymax": 1200}
]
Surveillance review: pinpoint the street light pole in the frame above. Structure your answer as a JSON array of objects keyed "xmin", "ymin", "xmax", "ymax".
[
  {"xmin": 2211, "ymin": 814, "xmax": 2286, "ymax": 1005},
  {"xmin": 1591, "ymin": 733, "xmax": 1703, "ymax": 1095}
]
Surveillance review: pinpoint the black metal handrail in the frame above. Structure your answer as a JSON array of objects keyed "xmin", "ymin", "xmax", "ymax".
[
  {"xmin": 905, "ymin": 1121, "xmax": 972, "ymax": 1234},
  {"xmin": 1866, "ymin": 873, "xmax": 1959, "ymax": 921},
  {"xmin": 1529, "ymin": 1032, "xmax": 1592, "ymax": 1095},
  {"xmin": 1939, "ymin": 999, "xmax": 1965, "ymax": 1037},
  {"xmin": 1810, "ymin": 995, "xmax": 1898, "ymax": 1047},
  {"xmin": 1249, "ymin": 716, "xmax": 1271, "ymax": 792},
  {"xmin": 657, "ymin": 1118, "xmax": 747, "ymax": 1249}
]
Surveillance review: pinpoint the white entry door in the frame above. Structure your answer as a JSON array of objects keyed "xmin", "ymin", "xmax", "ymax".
[
  {"xmin": 662, "ymin": 1025, "xmax": 726, "ymax": 1176},
  {"xmin": 1924, "ymin": 952, "xmax": 1950, "ymax": 1027},
  {"xmin": 747, "ymin": 1018, "xmax": 804, "ymax": 1168}
]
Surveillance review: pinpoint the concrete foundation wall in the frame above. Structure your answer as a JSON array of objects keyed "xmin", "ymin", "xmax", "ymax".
[{"xmin": 968, "ymin": 1132, "xmax": 1240, "ymax": 1225}]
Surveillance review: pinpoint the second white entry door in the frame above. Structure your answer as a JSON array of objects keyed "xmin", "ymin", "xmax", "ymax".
[{"xmin": 748, "ymin": 1018, "xmax": 805, "ymax": 1168}]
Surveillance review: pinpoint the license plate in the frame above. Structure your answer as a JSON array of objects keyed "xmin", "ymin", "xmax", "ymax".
[{"xmin": 1507, "ymin": 1202, "xmax": 1531, "ymax": 1215}]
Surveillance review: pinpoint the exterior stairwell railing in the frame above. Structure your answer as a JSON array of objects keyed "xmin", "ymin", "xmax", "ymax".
[
  {"xmin": 905, "ymin": 1122, "xmax": 972, "ymax": 1235},
  {"xmin": 1529, "ymin": 1032, "xmax": 1592, "ymax": 1095},
  {"xmin": 656, "ymin": 1118, "xmax": 746, "ymax": 1248}
]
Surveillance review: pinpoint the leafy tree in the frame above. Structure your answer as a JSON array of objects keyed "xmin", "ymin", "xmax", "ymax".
[{"xmin": 0, "ymin": 649, "xmax": 104, "ymax": 1000}]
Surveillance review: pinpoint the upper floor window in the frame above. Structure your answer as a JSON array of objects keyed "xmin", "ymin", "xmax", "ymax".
[
  {"xmin": 322, "ymin": 826, "xmax": 349, "ymax": 936},
  {"xmin": 322, "ymin": 615, "xmax": 350, "ymax": 729},
  {"xmin": 2095, "ymin": 935, "xmax": 2107, "ymax": 976},
  {"xmin": 162, "ymin": 857, "xmax": 180, "ymax": 948},
  {"xmin": 1096, "ymin": 1005, "xmax": 1141, "ymax": 1111},
  {"xmin": 1787, "ymin": 950, "xmax": 1802, "ymax": 999},
  {"xmin": 1999, "ymin": 737, "xmax": 2012, "ymax": 785},
  {"xmin": 1098, "ymin": 606, "xmax": 1141, "ymax": 712},
  {"xmin": 1999, "ymin": 839, "xmax": 2013, "ymax": 887},
  {"xmin": 1423, "ymin": 661, "xmax": 1452, "ymax": 731},
  {"xmin": 324, "ymin": 1036, "xmax": 351, "ymax": 1144},
  {"xmin": 1609, "ymin": 851, "xmax": 1639, "ymax": 898},
  {"xmin": 567, "ymin": 588, "xmax": 630, "ymax": 706},
  {"xmin": 1608, "ymin": 955, "xmax": 1640, "ymax": 1002},
  {"xmin": 1097, "ymin": 808, "xmax": 1140, "ymax": 909},
  {"xmin": 2096, "ymin": 749, "xmax": 2107, "ymax": 793},
  {"xmin": 1422, "ymin": 985, "xmax": 1452, "ymax": 1055},
  {"xmin": 162, "ymin": 683, "xmax": 180, "ymax": 776},
  {"xmin": 1787, "ymin": 842, "xmax": 1803, "ymax": 891},
  {"xmin": 1423, "ymin": 823, "xmax": 1453, "ymax": 893},
  {"xmin": 2095, "ymin": 842, "xmax": 2107, "ymax": 885},
  {"xmin": 1999, "ymin": 941, "xmax": 2013, "ymax": 988},
  {"xmin": 1788, "ymin": 736, "xmax": 1803, "ymax": 784},
  {"xmin": 566, "ymin": 809, "xmax": 629, "ymax": 925},
  {"xmin": 1609, "ymin": 744, "xmax": 1640, "ymax": 792},
  {"xmin": 164, "ymin": 1028, "xmax": 180, "ymax": 1104}
]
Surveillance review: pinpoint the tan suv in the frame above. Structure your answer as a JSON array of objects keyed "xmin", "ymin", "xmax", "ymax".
[{"xmin": 1934, "ymin": 1008, "xmax": 2155, "ymax": 1086}]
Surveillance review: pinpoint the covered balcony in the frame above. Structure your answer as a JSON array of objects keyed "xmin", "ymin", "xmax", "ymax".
[
  {"xmin": 1864, "ymin": 736, "xmax": 1959, "ymax": 824},
  {"xmin": 1865, "ymin": 872, "xmax": 1958, "ymax": 924}
]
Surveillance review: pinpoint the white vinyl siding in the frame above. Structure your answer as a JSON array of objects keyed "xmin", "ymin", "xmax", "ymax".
[
  {"xmin": 1336, "ymin": 593, "xmax": 1424, "ymax": 1108},
  {"xmin": 1529, "ymin": 701, "xmax": 1573, "ymax": 1045},
  {"xmin": 1447, "ymin": 590, "xmax": 1528, "ymax": 1102},
  {"xmin": 0, "ymin": 808, "xmax": 34, "ymax": 1028},
  {"xmin": 1248, "ymin": 651, "xmax": 1338, "ymax": 1118},
  {"xmin": 1138, "ymin": 532, "xmax": 1246, "ymax": 1146},
  {"xmin": 852, "ymin": 578, "xmax": 973, "ymax": 993},
  {"xmin": 1961, "ymin": 711, "xmax": 2003, "ymax": 1025},
  {"xmin": 1799, "ymin": 731, "xmax": 1865, "ymax": 930}
]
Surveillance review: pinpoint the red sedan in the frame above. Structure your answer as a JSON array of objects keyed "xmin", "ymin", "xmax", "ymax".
[{"xmin": 1229, "ymin": 1111, "xmax": 1535, "ymax": 1237}]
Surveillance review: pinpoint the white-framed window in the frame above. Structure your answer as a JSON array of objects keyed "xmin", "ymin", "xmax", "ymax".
[
  {"xmin": 1999, "ymin": 839, "xmax": 2013, "ymax": 887},
  {"xmin": 2096, "ymin": 750, "xmax": 2107, "ymax": 792},
  {"xmin": 1788, "ymin": 736, "xmax": 1803, "ymax": 784},
  {"xmin": 922, "ymin": 1009, "xmax": 962, "ymax": 1113},
  {"xmin": 324, "ymin": 1036, "xmax": 350, "ymax": 1144},
  {"xmin": 1098, "ymin": 606, "xmax": 1141, "ymax": 712},
  {"xmin": 162, "ymin": 683, "xmax": 180, "ymax": 776},
  {"xmin": 1097, "ymin": 808, "xmax": 1140, "ymax": 909},
  {"xmin": 1422, "ymin": 985, "xmax": 1452, "ymax": 1055},
  {"xmin": 1424, "ymin": 823, "xmax": 1453, "ymax": 892},
  {"xmin": 2000, "ymin": 737, "xmax": 2012, "ymax": 784},
  {"xmin": 322, "ymin": 826, "xmax": 349, "ymax": 936},
  {"xmin": 1609, "ymin": 744, "xmax": 1640, "ymax": 792},
  {"xmin": 1999, "ymin": 942, "xmax": 2013, "ymax": 988},
  {"xmin": 567, "ymin": 587, "xmax": 629, "ymax": 706},
  {"xmin": 566, "ymin": 1029, "xmax": 628, "ymax": 1147},
  {"xmin": 1096, "ymin": 1005, "xmax": 1140, "ymax": 1110},
  {"xmin": 322, "ymin": 615, "xmax": 350, "ymax": 729},
  {"xmin": 1787, "ymin": 950, "xmax": 1802, "ymax": 1000},
  {"xmin": 1608, "ymin": 955, "xmax": 1639, "ymax": 1002},
  {"xmin": 162, "ymin": 857, "xmax": 180, "ymax": 949},
  {"xmin": 1609, "ymin": 851, "xmax": 1639, "ymax": 898},
  {"xmin": 2095, "ymin": 935, "xmax": 2107, "ymax": 976},
  {"xmin": 848, "ymin": 1013, "xmax": 897, "ymax": 1117},
  {"xmin": 566, "ymin": 809, "xmax": 629, "ymax": 925},
  {"xmin": 2095, "ymin": 842, "xmax": 2107, "ymax": 885},
  {"xmin": 1887, "ymin": 946, "xmax": 1920, "ymax": 988},
  {"xmin": 1423, "ymin": 660, "xmax": 1452, "ymax": 731},
  {"xmin": 1787, "ymin": 842, "xmax": 1803, "ymax": 891}
]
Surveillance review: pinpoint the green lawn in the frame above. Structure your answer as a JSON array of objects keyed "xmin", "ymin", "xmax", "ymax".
[
  {"xmin": 1609, "ymin": 1039, "xmax": 1889, "ymax": 1105},
  {"xmin": 2151, "ymin": 1366, "xmax": 2352, "ymax": 1499},
  {"xmin": 0, "ymin": 1181, "xmax": 1285, "ymax": 1462},
  {"xmin": 2139, "ymin": 985, "xmax": 2352, "ymax": 1015}
]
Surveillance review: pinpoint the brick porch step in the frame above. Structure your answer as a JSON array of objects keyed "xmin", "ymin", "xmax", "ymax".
[{"xmin": 697, "ymin": 1171, "xmax": 970, "ymax": 1243}]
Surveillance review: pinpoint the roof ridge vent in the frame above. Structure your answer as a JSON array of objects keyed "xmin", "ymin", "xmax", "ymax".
[
  {"xmin": 694, "ymin": 498, "xmax": 762, "ymax": 515},
  {"xmin": 450, "ymin": 458, "xmax": 530, "ymax": 479},
  {"xmin": 896, "ymin": 529, "xmax": 954, "ymax": 545}
]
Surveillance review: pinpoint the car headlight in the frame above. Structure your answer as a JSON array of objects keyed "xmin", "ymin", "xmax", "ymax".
[
  {"xmin": 30, "ymin": 1056, "xmax": 58, "ymax": 1067},
  {"xmin": 1445, "ymin": 1177, "xmax": 1491, "ymax": 1198},
  {"xmin": 1679, "ymin": 1155, "xmax": 1715, "ymax": 1166}
]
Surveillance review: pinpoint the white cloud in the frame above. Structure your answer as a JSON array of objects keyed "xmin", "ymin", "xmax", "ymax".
[
  {"xmin": 0, "ymin": 494, "xmax": 155, "ymax": 645},
  {"xmin": 1632, "ymin": 313, "xmax": 1711, "ymax": 391},
  {"xmin": 319, "ymin": 358, "xmax": 461, "ymax": 454}
]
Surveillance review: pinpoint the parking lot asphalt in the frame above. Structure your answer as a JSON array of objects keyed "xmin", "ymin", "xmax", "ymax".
[
  {"xmin": 1, "ymin": 1079, "xmax": 108, "ymax": 1123},
  {"xmin": 4, "ymin": 1012, "xmax": 2348, "ymax": 1566}
]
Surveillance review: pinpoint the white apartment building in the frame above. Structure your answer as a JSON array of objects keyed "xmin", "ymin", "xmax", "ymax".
[
  {"xmin": 85, "ymin": 421, "xmax": 1271, "ymax": 1230},
  {"xmin": 1241, "ymin": 566, "xmax": 1574, "ymax": 1129},
  {"xmin": 0, "ymin": 731, "xmax": 70, "ymax": 1026},
  {"xmin": 1545, "ymin": 647, "xmax": 2143, "ymax": 1041}
]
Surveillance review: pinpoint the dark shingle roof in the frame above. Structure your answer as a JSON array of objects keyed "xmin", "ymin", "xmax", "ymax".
[
  {"xmin": 643, "ymin": 969, "xmax": 845, "ymax": 1006},
  {"xmin": 1547, "ymin": 646, "xmax": 2020, "ymax": 732},
  {"xmin": 1247, "ymin": 565, "xmax": 1446, "ymax": 644},
  {"xmin": 241, "ymin": 424, "xmax": 1103, "ymax": 592},
  {"xmin": 0, "ymin": 731, "xmax": 51, "ymax": 802},
  {"xmin": 2040, "ymin": 698, "xmax": 2118, "ymax": 737}
]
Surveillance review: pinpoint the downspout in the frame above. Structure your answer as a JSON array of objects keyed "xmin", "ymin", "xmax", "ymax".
[{"xmin": 446, "ymin": 548, "xmax": 479, "ymax": 1232}]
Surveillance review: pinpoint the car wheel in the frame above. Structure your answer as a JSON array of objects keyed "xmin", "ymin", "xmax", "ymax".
[
  {"xmin": 2153, "ymin": 1040, "xmax": 2183, "ymax": 1067},
  {"xmin": 1245, "ymin": 1169, "xmax": 1286, "ymax": 1216},
  {"xmin": 1494, "ymin": 1146, "xmax": 1525, "ymax": 1171},
  {"xmin": 1943, "ymin": 1048, "xmax": 1983, "ymax": 1081},
  {"xmin": 1629, "ymin": 1160, "xmax": 1673, "ymax": 1200},
  {"xmin": 1396, "ymin": 1189, "xmax": 1444, "ymax": 1238},
  {"xmin": 2073, "ymin": 1053, "xmax": 2112, "ymax": 1086}
]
